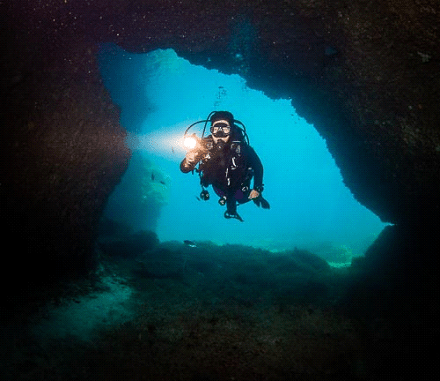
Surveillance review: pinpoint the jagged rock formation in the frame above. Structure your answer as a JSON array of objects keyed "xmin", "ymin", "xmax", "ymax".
[{"xmin": 2, "ymin": 0, "xmax": 439, "ymax": 278}]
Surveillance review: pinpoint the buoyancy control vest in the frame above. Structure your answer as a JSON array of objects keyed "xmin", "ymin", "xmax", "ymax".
[{"xmin": 198, "ymin": 138, "xmax": 252, "ymax": 191}]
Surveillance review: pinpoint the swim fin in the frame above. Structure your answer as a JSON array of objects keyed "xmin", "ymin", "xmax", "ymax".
[
  {"xmin": 253, "ymin": 196, "xmax": 270, "ymax": 209},
  {"xmin": 224, "ymin": 211, "xmax": 244, "ymax": 222}
]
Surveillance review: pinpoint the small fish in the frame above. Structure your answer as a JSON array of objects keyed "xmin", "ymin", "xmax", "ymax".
[
  {"xmin": 151, "ymin": 172, "xmax": 155, "ymax": 181},
  {"xmin": 184, "ymin": 240, "xmax": 197, "ymax": 248},
  {"xmin": 160, "ymin": 180, "xmax": 166, "ymax": 185}
]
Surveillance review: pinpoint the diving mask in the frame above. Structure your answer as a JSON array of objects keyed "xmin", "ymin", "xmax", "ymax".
[{"xmin": 210, "ymin": 120, "xmax": 231, "ymax": 137}]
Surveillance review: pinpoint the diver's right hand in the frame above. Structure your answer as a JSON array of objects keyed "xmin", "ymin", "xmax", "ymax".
[{"xmin": 185, "ymin": 151, "xmax": 199, "ymax": 164}]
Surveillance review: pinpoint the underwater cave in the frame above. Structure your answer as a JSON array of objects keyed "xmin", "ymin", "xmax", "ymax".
[
  {"xmin": 2, "ymin": 1, "xmax": 439, "ymax": 380},
  {"xmin": 98, "ymin": 45, "xmax": 387, "ymax": 257}
]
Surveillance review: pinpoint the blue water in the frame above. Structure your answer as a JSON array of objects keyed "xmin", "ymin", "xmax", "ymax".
[{"xmin": 99, "ymin": 44, "xmax": 387, "ymax": 257}]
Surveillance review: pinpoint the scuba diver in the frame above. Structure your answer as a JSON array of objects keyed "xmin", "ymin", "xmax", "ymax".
[{"xmin": 180, "ymin": 111, "xmax": 270, "ymax": 221}]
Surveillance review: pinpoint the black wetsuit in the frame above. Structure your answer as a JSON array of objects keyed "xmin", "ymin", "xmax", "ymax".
[{"xmin": 180, "ymin": 134, "xmax": 265, "ymax": 218}]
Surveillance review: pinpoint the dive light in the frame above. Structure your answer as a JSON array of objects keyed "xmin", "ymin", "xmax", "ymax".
[
  {"xmin": 183, "ymin": 133, "xmax": 210, "ymax": 154},
  {"xmin": 183, "ymin": 133, "xmax": 199, "ymax": 151}
]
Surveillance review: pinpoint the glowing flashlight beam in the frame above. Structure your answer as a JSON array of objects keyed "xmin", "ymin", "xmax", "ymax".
[
  {"xmin": 126, "ymin": 131, "xmax": 188, "ymax": 160},
  {"xmin": 183, "ymin": 136, "xmax": 197, "ymax": 150}
]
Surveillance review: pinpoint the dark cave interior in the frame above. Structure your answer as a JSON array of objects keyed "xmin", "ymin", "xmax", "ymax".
[{"xmin": 1, "ymin": 1, "xmax": 439, "ymax": 380}]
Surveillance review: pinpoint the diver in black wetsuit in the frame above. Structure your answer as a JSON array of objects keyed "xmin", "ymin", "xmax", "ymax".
[{"xmin": 180, "ymin": 111, "xmax": 270, "ymax": 221}]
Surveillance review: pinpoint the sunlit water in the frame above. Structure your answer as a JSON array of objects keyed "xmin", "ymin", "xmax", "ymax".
[{"xmin": 99, "ymin": 45, "xmax": 387, "ymax": 257}]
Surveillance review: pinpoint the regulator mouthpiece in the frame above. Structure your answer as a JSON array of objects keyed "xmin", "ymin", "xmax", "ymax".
[{"xmin": 215, "ymin": 140, "xmax": 226, "ymax": 151}]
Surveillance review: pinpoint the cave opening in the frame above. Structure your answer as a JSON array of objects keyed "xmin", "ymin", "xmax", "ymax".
[{"xmin": 98, "ymin": 44, "xmax": 387, "ymax": 260}]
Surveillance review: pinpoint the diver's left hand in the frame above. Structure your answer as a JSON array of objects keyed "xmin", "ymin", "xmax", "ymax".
[{"xmin": 248, "ymin": 189, "xmax": 260, "ymax": 200}]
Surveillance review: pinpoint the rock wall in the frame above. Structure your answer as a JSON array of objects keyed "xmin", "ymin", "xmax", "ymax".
[
  {"xmin": 1, "ymin": 3, "xmax": 131, "ymax": 278},
  {"xmin": 2, "ymin": 0, "xmax": 439, "ymax": 278}
]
